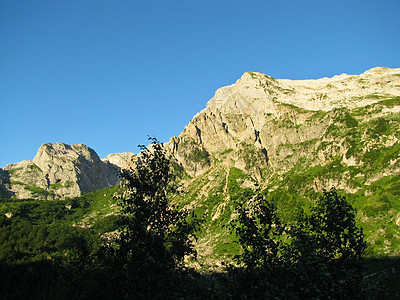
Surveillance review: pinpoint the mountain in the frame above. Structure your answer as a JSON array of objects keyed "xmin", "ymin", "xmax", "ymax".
[
  {"xmin": 0, "ymin": 143, "xmax": 134, "ymax": 199},
  {"xmin": 167, "ymin": 67, "xmax": 400, "ymax": 179},
  {"xmin": 1, "ymin": 67, "xmax": 399, "ymax": 263},
  {"xmin": 165, "ymin": 67, "xmax": 400, "ymax": 265}
]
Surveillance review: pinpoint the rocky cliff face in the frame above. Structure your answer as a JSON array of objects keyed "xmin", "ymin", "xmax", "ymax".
[
  {"xmin": 167, "ymin": 67, "xmax": 400, "ymax": 183},
  {"xmin": 1, "ymin": 143, "xmax": 133, "ymax": 199},
  {"xmin": 166, "ymin": 67, "xmax": 400, "ymax": 263}
]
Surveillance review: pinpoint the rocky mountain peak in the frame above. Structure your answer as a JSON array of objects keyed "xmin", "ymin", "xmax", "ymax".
[
  {"xmin": 1, "ymin": 143, "xmax": 133, "ymax": 199},
  {"xmin": 33, "ymin": 143, "xmax": 99, "ymax": 169},
  {"xmin": 167, "ymin": 67, "xmax": 400, "ymax": 179}
]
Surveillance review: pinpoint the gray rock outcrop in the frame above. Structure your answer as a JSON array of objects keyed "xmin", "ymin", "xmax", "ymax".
[{"xmin": 1, "ymin": 143, "xmax": 133, "ymax": 199}]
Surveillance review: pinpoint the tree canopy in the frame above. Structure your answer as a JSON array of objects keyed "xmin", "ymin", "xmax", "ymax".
[{"xmin": 229, "ymin": 188, "xmax": 366, "ymax": 299}]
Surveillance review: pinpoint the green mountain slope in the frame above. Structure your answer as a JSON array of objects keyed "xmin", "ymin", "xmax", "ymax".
[{"xmin": 165, "ymin": 68, "xmax": 400, "ymax": 266}]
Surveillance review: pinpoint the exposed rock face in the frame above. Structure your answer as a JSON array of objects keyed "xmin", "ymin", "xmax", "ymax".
[
  {"xmin": 102, "ymin": 151, "xmax": 135, "ymax": 187},
  {"xmin": 102, "ymin": 152, "xmax": 135, "ymax": 169},
  {"xmin": 1, "ymin": 143, "xmax": 133, "ymax": 199},
  {"xmin": 167, "ymin": 67, "xmax": 400, "ymax": 185}
]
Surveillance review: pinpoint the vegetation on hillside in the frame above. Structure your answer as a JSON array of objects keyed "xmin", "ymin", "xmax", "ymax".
[
  {"xmin": 1, "ymin": 139, "xmax": 398, "ymax": 298},
  {"xmin": 227, "ymin": 189, "xmax": 366, "ymax": 298}
]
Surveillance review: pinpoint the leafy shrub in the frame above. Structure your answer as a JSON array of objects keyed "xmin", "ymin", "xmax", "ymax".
[
  {"xmin": 378, "ymin": 96, "xmax": 400, "ymax": 107},
  {"xmin": 303, "ymin": 188, "xmax": 365, "ymax": 262},
  {"xmin": 94, "ymin": 138, "xmax": 200, "ymax": 297},
  {"xmin": 361, "ymin": 196, "xmax": 391, "ymax": 217},
  {"xmin": 230, "ymin": 195, "xmax": 286, "ymax": 271},
  {"xmin": 228, "ymin": 188, "xmax": 366, "ymax": 298}
]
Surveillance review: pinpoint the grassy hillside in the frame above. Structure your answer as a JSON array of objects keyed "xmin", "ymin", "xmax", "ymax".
[
  {"xmin": 0, "ymin": 186, "xmax": 121, "ymax": 264},
  {"xmin": 1, "ymin": 175, "xmax": 399, "ymax": 298}
]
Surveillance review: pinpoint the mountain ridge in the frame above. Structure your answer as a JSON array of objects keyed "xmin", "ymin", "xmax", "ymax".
[
  {"xmin": 162, "ymin": 66, "xmax": 400, "ymax": 264},
  {"xmin": 1, "ymin": 67, "xmax": 399, "ymax": 261},
  {"xmin": 166, "ymin": 67, "xmax": 400, "ymax": 178},
  {"xmin": 2, "ymin": 66, "xmax": 399, "ymax": 199}
]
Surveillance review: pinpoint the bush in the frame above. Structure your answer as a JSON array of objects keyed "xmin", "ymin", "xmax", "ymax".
[
  {"xmin": 228, "ymin": 188, "xmax": 366, "ymax": 298},
  {"xmin": 93, "ymin": 138, "xmax": 199, "ymax": 297}
]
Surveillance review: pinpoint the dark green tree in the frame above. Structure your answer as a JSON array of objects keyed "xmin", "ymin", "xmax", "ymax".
[
  {"xmin": 229, "ymin": 188, "xmax": 366, "ymax": 298},
  {"xmin": 289, "ymin": 188, "xmax": 366, "ymax": 298},
  {"xmin": 304, "ymin": 188, "xmax": 365, "ymax": 262},
  {"xmin": 230, "ymin": 195, "xmax": 286, "ymax": 271},
  {"xmin": 228, "ymin": 195, "xmax": 290, "ymax": 298},
  {"xmin": 98, "ymin": 138, "xmax": 198, "ymax": 297}
]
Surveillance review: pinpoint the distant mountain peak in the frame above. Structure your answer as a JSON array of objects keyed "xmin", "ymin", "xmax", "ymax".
[{"xmin": 1, "ymin": 143, "xmax": 133, "ymax": 199}]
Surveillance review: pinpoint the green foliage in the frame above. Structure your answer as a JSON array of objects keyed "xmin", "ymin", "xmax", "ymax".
[
  {"xmin": 310, "ymin": 109, "xmax": 329, "ymax": 121},
  {"xmin": 237, "ymin": 143, "xmax": 268, "ymax": 170},
  {"xmin": 333, "ymin": 109, "xmax": 359, "ymax": 129},
  {"xmin": 362, "ymin": 142, "xmax": 400, "ymax": 169},
  {"xmin": 2, "ymin": 86, "xmax": 400, "ymax": 297},
  {"xmin": 0, "ymin": 172, "xmax": 395, "ymax": 298},
  {"xmin": 92, "ymin": 215, "xmax": 124, "ymax": 233},
  {"xmin": 0, "ymin": 220, "xmax": 103, "ymax": 299},
  {"xmin": 344, "ymin": 113, "xmax": 359, "ymax": 128},
  {"xmin": 229, "ymin": 195, "xmax": 286, "ymax": 271},
  {"xmin": 187, "ymin": 147, "xmax": 210, "ymax": 164},
  {"xmin": 227, "ymin": 167, "xmax": 253, "ymax": 201},
  {"xmin": 345, "ymin": 136, "xmax": 358, "ymax": 159},
  {"xmin": 28, "ymin": 164, "xmax": 42, "ymax": 172},
  {"xmin": 327, "ymin": 123, "xmax": 341, "ymax": 135},
  {"xmin": 263, "ymin": 73, "xmax": 276, "ymax": 81},
  {"xmin": 91, "ymin": 138, "xmax": 200, "ymax": 297},
  {"xmin": 346, "ymin": 174, "xmax": 400, "ymax": 255},
  {"xmin": 378, "ymin": 96, "xmax": 400, "ymax": 107},
  {"xmin": 0, "ymin": 220, "xmax": 101, "ymax": 263},
  {"xmin": 279, "ymin": 102, "xmax": 309, "ymax": 114},
  {"xmin": 248, "ymin": 71, "xmax": 258, "ymax": 79},
  {"xmin": 180, "ymin": 138, "xmax": 210, "ymax": 165},
  {"xmin": 271, "ymin": 189, "xmax": 310, "ymax": 222},
  {"xmin": 63, "ymin": 180, "xmax": 74, "ymax": 188},
  {"xmin": 49, "ymin": 182, "xmax": 63, "ymax": 189},
  {"xmin": 302, "ymin": 189, "xmax": 365, "ymax": 261},
  {"xmin": 368, "ymin": 117, "xmax": 389, "ymax": 138},
  {"xmin": 228, "ymin": 188, "xmax": 366, "ymax": 298},
  {"xmin": 26, "ymin": 184, "xmax": 50, "ymax": 198},
  {"xmin": 366, "ymin": 93, "xmax": 385, "ymax": 100},
  {"xmin": 361, "ymin": 195, "xmax": 391, "ymax": 217},
  {"xmin": 0, "ymin": 186, "xmax": 118, "ymax": 226},
  {"xmin": 220, "ymin": 148, "xmax": 234, "ymax": 155}
]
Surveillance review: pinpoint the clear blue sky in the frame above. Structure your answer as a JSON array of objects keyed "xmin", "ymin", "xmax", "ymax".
[{"xmin": 1, "ymin": 0, "xmax": 399, "ymax": 167}]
